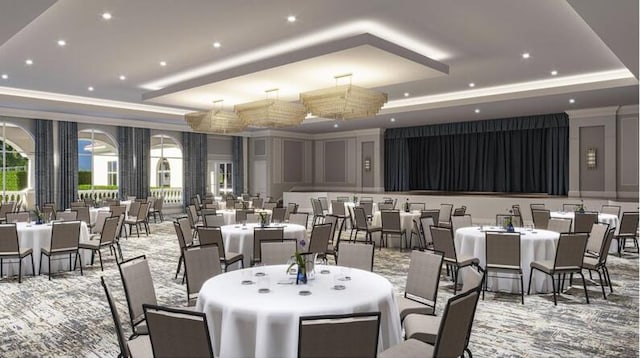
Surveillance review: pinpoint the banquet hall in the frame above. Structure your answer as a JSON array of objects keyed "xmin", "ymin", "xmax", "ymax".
[{"xmin": 0, "ymin": 1, "xmax": 638, "ymax": 357}]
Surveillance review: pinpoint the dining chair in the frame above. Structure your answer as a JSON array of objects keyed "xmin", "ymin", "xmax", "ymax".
[
  {"xmin": 330, "ymin": 200, "xmax": 348, "ymax": 238},
  {"xmin": 118, "ymin": 255, "xmax": 158, "ymax": 337},
  {"xmin": 453, "ymin": 206, "xmax": 467, "ymax": 216},
  {"xmin": 438, "ymin": 203, "xmax": 454, "ymax": 228},
  {"xmin": 585, "ymin": 222, "xmax": 610, "ymax": 257},
  {"xmin": 56, "ymin": 211, "xmax": 77, "ymax": 221},
  {"xmin": 396, "ymin": 250, "xmax": 443, "ymax": 321},
  {"xmin": 0, "ymin": 223, "xmax": 35, "ymax": 283},
  {"xmin": 39, "ymin": 221, "xmax": 82, "ymax": 280},
  {"xmin": 421, "ymin": 210, "xmax": 440, "ymax": 228},
  {"xmin": 72, "ymin": 206, "xmax": 91, "ymax": 224},
  {"xmin": 252, "ymin": 197, "xmax": 264, "ymax": 210},
  {"xmin": 271, "ymin": 207, "xmax": 286, "ymax": 223},
  {"xmin": 78, "ymin": 216, "xmax": 119, "ymax": 271},
  {"xmin": 289, "ymin": 212, "xmax": 309, "ymax": 229},
  {"xmin": 336, "ymin": 242, "xmax": 375, "ymax": 271},
  {"xmin": 143, "ymin": 304, "xmax": 214, "ymax": 358},
  {"xmin": 310, "ymin": 198, "xmax": 325, "ymax": 226},
  {"xmin": 574, "ymin": 211, "xmax": 598, "ymax": 233},
  {"xmin": 531, "ymin": 209, "xmax": 550, "ymax": 229},
  {"xmin": 110, "ymin": 205, "xmax": 126, "ymax": 219},
  {"xmin": 451, "ymin": 214, "xmax": 472, "ymax": 234},
  {"xmin": 203, "ymin": 214, "xmax": 225, "ymax": 228},
  {"xmin": 91, "ymin": 210, "xmax": 111, "ymax": 234},
  {"xmin": 318, "ymin": 197, "xmax": 329, "ymax": 211},
  {"xmin": 128, "ymin": 201, "xmax": 141, "ymax": 219},
  {"xmin": 285, "ymin": 203, "xmax": 298, "ymax": 221},
  {"xmin": 197, "ymin": 227, "xmax": 244, "ymax": 272},
  {"xmin": 416, "ymin": 216, "xmax": 435, "ymax": 250},
  {"xmin": 511, "ymin": 204, "xmax": 524, "ymax": 225},
  {"xmin": 377, "ymin": 202, "xmax": 394, "ymax": 211},
  {"xmin": 380, "ymin": 288, "xmax": 482, "ymax": 358},
  {"xmin": 298, "ymin": 312, "xmax": 381, "ymax": 358},
  {"xmin": 563, "ymin": 203, "xmax": 583, "ymax": 212},
  {"xmin": 252, "ymin": 227, "xmax": 284, "ymax": 265},
  {"xmin": 583, "ymin": 228, "xmax": 616, "ymax": 299},
  {"xmin": 431, "ymin": 226, "xmax": 479, "ymax": 294},
  {"xmin": 600, "ymin": 205, "xmax": 621, "ymax": 217},
  {"xmin": 547, "ymin": 218, "xmax": 572, "ymax": 233},
  {"xmin": 351, "ymin": 207, "xmax": 381, "ymax": 245},
  {"xmin": 381, "ymin": 210, "xmax": 408, "ymax": 250},
  {"xmin": 173, "ymin": 219, "xmax": 193, "ymax": 280},
  {"xmin": 261, "ymin": 239, "xmax": 297, "ymax": 265},
  {"xmin": 360, "ymin": 201, "xmax": 374, "ymax": 220},
  {"xmin": 183, "ymin": 243, "xmax": 222, "ymax": 304},
  {"xmin": 5, "ymin": 212, "xmax": 30, "ymax": 223},
  {"xmin": 616, "ymin": 212, "xmax": 639, "ymax": 255},
  {"xmin": 125, "ymin": 202, "xmax": 150, "ymax": 237},
  {"xmin": 485, "ymin": 232, "xmax": 523, "ymax": 304},
  {"xmin": 70, "ymin": 201, "xmax": 86, "ymax": 209},
  {"xmin": 101, "ymin": 277, "xmax": 152, "ymax": 358},
  {"xmin": 409, "ymin": 202, "xmax": 426, "ymax": 211},
  {"xmin": 528, "ymin": 232, "xmax": 589, "ymax": 306},
  {"xmin": 323, "ymin": 214, "xmax": 342, "ymax": 264},
  {"xmin": 307, "ymin": 223, "xmax": 333, "ymax": 258},
  {"xmin": 235, "ymin": 209, "xmax": 249, "ymax": 224}
]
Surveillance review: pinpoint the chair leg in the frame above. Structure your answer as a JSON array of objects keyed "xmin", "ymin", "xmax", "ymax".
[
  {"xmin": 604, "ymin": 266, "xmax": 613, "ymax": 293},
  {"xmin": 77, "ymin": 252, "xmax": 83, "ymax": 276},
  {"xmin": 30, "ymin": 254, "xmax": 35, "ymax": 277},
  {"xmin": 48, "ymin": 255, "xmax": 51, "ymax": 281},
  {"xmin": 550, "ymin": 274, "xmax": 557, "ymax": 306},
  {"xmin": 482, "ymin": 268, "xmax": 487, "ymax": 300},
  {"xmin": 98, "ymin": 250, "xmax": 104, "ymax": 271},
  {"xmin": 596, "ymin": 269, "xmax": 606, "ymax": 299},
  {"xmin": 453, "ymin": 266, "xmax": 459, "ymax": 295},
  {"xmin": 38, "ymin": 252, "xmax": 43, "ymax": 276},
  {"xmin": 520, "ymin": 273, "xmax": 524, "ymax": 304},
  {"xmin": 18, "ymin": 257, "xmax": 22, "ymax": 283},
  {"xmin": 579, "ymin": 271, "xmax": 589, "ymax": 304}
]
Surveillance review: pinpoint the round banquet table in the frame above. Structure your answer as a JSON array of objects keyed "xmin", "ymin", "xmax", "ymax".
[
  {"xmin": 4, "ymin": 221, "xmax": 92, "ymax": 276},
  {"xmin": 220, "ymin": 223, "xmax": 307, "ymax": 267},
  {"xmin": 196, "ymin": 264, "xmax": 402, "ymax": 358},
  {"xmin": 550, "ymin": 211, "xmax": 619, "ymax": 230},
  {"xmin": 218, "ymin": 209, "xmax": 273, "ymax": 226},
  {"xmin": 455, "ymin": 226, "xmax": 560, "ymax": 293}
]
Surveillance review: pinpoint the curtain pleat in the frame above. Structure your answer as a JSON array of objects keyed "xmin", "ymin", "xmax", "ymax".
[
  {"xmin": 385, "ymin": 113, "xmax": 569, "ymax": 195},
  {"xmin": 232, "ymin": 136, "xmax": 243, "ymax": 195},
  {"xmin": 57, "ymin": 121, "xmax": 78, "ymax": 210},
  {"xmin": 35, "ymin": 119, "xmax": 54, "ymax": 208},
  {"xmin": 134, "ymin": 128, "xmax": 150, "ymax": 197},
  {"xmin": 183, "ymin": 132, "xmax": 208, "ymax": 208},
  {"xmin": 118, "ymin": 127, "xmax": 150, "ymax": 199}
]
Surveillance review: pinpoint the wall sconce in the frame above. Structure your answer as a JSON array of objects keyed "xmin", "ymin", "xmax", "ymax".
[
  {"xmin": 586, "ymin": 148, "xmax": 597, "ymax": 169},
  {"xmin": 364, "ymin": 157, "xmax": 372, "ymax": 171}
]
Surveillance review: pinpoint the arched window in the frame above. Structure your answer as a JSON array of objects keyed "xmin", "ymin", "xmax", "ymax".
[
  {"xmin": 150, "ymin": 135, "xmax": 182, "ymax": 200},
  {"xmin": 0, "ymin": 123, "xmax": 34, "ymax": 205},
  {"xmin": 78, "ymin": 130, "xmax": 118, "ymax": 198}
]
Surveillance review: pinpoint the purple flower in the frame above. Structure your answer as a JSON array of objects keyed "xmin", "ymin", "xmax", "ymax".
[{"xmin": 299, "ymin": 239, "xmax": 306, "ymax": 247}]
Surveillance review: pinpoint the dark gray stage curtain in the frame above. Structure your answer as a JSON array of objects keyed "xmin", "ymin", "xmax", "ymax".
[
  {"xmin": 183, "ymin": 132, "xmax": 208, "ymax": 208},
  {"xmin": 35, "ymin": 119, "xmax": 54, "ymax": 208},
  {"xmin": 232, "ymin": 136, "xmax": 243, "ymax": 195},
  {"xmin": 118, "ymin": 127, "xmax": 150, "ymax": 199},
  {"xmin": 384, "ymin": 113, "xmax": 569, "ymax": 195},
  {"xmin": 57, "ymin": 121, "xmax": 78, "ymax": 210}
]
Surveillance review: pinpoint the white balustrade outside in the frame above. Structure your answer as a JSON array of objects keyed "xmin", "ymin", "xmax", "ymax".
[{"xmin": 78, "ymin": 187, "xmax": 183, "ymax": 206}]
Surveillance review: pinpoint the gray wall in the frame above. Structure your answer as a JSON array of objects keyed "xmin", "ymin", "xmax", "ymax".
[
  {"xmin": 579, "ymin": 125, "xmax": 605, "ymax": 191},
  {"xmin": 617, "ymin": 106, "xmax": 639, "ymax": 198}
]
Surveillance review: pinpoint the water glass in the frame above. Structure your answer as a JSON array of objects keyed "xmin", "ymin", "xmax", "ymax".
[{"xmin": 257, "ymin": 276, "xmax": 270, "ymax": 293}]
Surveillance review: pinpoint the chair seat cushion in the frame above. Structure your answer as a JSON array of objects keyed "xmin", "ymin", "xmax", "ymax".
[
  {"xmin": 225, "ymin": 252, "xmax": 243, "ymax": 263},
  {"xmin": 582, "ymin": 256, "xmax": 600, "ymax": 270},
  {"xmin": 0, "ymin": 247, "xmax": 32, "ymax": 257},
  {"xmin": 486, "ymin": 263, "xmax": 522, "ymax": 273},
  {"xmin": 404, "ymin": 313, "xmax": 440, "ymax": 345},
  {"xmin": 367, "ymin": 226, "xmax": 382, "ymax": 232},
  {"xmin": 127, "ymin": 335, "xmax": 152, "ymax": 358},
  {"xmin": 41, "ymin": 247, "xmax": 77, "ymax": 255},
  {"xmin": 530, "ymin": 260, "xmax": 554, "ymax": 273},
  {"xmin": 456, "ymin": 255, "xmax": 480, "ymax": 267},
  {"xmin": 379, "ymin": 338, "xmax": 434, "ymax": 358},
  {"xmin": 79, "ymin": 240, "xmax": 112, "ymax": 250},
  {"xmin": 396, "ymin": 295, "xmax": 435, "ymax": 321}
]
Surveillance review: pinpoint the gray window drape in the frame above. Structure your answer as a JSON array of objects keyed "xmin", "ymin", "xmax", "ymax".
[
  {"xmin": 232, "ymin": 136, "xmax": 243, "ymax": 195},
  {"xmin": 35, "ymin": 119, "xmax": 54, "ymax": 208},
  {"xmin": 57, "ymin": 121, "xmax": 78, "ymax": 210},
  {"xmin": 384, "ymin": 113, "xmax": 569, "ymax": 195},
  {"xmin": 183, "ymin": 132, "xmax": 208, "ymax": 208},
  {"xmin": 118, "ymin": 126, "xmax": 150, "ymax": 199}
]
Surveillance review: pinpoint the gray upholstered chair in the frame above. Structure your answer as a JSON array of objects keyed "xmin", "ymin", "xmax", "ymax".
[
  {"xmin": 298, "ymin": 312, "xmax": 381, "ymax": 358},
  {"xmin": 183, "ymin": 243, "xmax": 222, "ymax": 303},
  {"xmin": 485, "ymin": 232, "xmax": 523, "ymax": 304},
  {"xmin": 55, "ymin": 210, "xmax": 77, "ymax": 221},
  {"xmin": 5, "ymin": 212, "xmax": 29, "ymax": 223},
  {"xmin": 310, "ymin": 198, "xmax": 325, "ymax": 226},
  {"xmin": 451, "ymin": 214, "xmax": 472, "ymax": 234},
  {"xmin": 409, "ymin": 202, "xmax": 426, "ymax": 211},
  {"xmin": 323, "ymin": 214, "xmax": 341, "ymax": 264},
  {"xmin": 203, "ymin": 214, "xmax": 225, "ymax": 228},
  {"xmin": 271, "ymin": 207, "xmax": 286, "ymax": 223},
  {"xmin": 600, "ymin": 205, "xmax": 621, "ymax": 217},
  {"xmin": 118, "ymin": 255, "xmax": 157, "ymax": 337},
  {"xmin": 431, "ymin": 226, "xmax": 479, "ymax": 294},
  {"xmin": 585, "ymin": 222, "xmax": 610, "ymax": 257},
  {"xmin": 438, "ymin": 203, "xmax": 454, "ymax": 227},
  {"xmin": 381, "ymin": 210, "xmax": 408, "ymax": 250},
  {"xmin": 396, "ymin": 250, "xmax": 443, "ymax": 321},
  {"xmin": 197, "ymin": 227, "xmax": 243, "ymax": 271},
  {"xmin": 91, "ymin": 210, "xmax": 111, "ymax": 234},
  {"xmin": 125, "ymin": 202, "xmax": 150, "ymax": 237},
  {"xmin": 563, "ymin": 203, "xmax": 582, "ymax": 212},
  {"xmin": 261, "ymin": 239, "xmax": 297, "ymax": 265},
  {"xmin": 173, "ymin": 220, "xmax": 191, "ymax": 280},
  {"xmin": 143, "ymin": 304, "xmax": 213, "ymax": 357},
  {"xmin": 547, "ymin": 218, "xmax": 572, "ymax": 233},
  {"xmin": 39, "ymin": 221, "xmax": 82, "ymax": 280},
  {"xmin": 336, "ymin": 242, "xmax": 375, "ymax": 271},
  {"xmin": 351, "ymin": 207, "xmax": 381, "ymax": 245},
  {"xmin": 306, "ymin": 223, "xmax": 332, "ymax": 257},
  {"xmin": 0, "ymin": 223, "xmax": 34, "ymax": 283},
  {"xmin": 72, "ymin": 206, "xmax": 91, "ymax": 223},
  {"xmin": 531, "ymin": 209, "xmax": 550, "ymax": 230},
  {"xmin": 289, "ymin": 212, "xmax": 309, "ymax": 229},
  {"xmin": 574, "ymin": 211, "xmax": 598, "ymax": 233},
  {"xmin": 252, "ymin": 227, "xmax": 284, "ymax": 265},
  {"xmin": 79, "ymin": 216, "xmax": 119, "ymax": 271},
  {"xmin": 616, "ymin": 212, "xmax": 639, "ymax": 254},
  {"xmin": 583, "ymin": 228, "xmax": 616, "ymax": 299}
]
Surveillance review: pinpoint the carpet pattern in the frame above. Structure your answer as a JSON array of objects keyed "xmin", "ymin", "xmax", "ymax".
[{"xmin": 0, "ymin": 217, "xmax": 637, "ymax": 357}]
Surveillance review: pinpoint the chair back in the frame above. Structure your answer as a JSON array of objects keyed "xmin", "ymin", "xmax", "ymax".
[
  {"xmin": 50, "ymin": 221, "xmax": 81, "ymax": 251},
  {"xmin": 360, "ymin": 201, "xmax": 374, "ymax": 218},
  {"xmin": 554, "ymin": 233, "xmax": 588, "ymax": 270},
  {"xmin": 439, "ymin": 203, "xmax": 454, "ymax": 224},
  {"xmin": 73, "ymin": 206, "xmax": 91, "ymax": 223},
  {"xmin": 530, "ymin": 203, "xmax": 545, "ymax": 212},
  {"xmin": 563, "ymin": 203, "xmax": 582, "ymax": 212},
  {"xmin": 177, "ymin": 216, "xmax": 194, "ymax": 246},
  {"xmin": 405, "ymin": 250, "xmax": 443, "ymax": 303},
  {"xmin": 203, "ymin": 214, "xmax": 225, "ymax": 228},
  {"xmin": 110, "ymin": 205, "xmax": 126, "ymax": 218},
  {"xmin": 235, "ymin": 209, "xmax": 248, "ymax": 223},
  {"xmin": 298, "ymin": 312, "xmax": 381, "ymax": 358},
  {"xmin": 547, "ymin": 218, "xmax": 572, "ymax": 233},
  {"xmin": 261, "ymin": 239, "xmax": 298, "ymax": 265},
  {"xmin": 285, "ymin": 203, "xmax": 298, "ymax": 220},
  {"xmin": 144, "ymin": 304, "xmax": 213, "ymax": 358},
  {"xmin": 153, "ymin": 196, "xmax": 164, "ymax": 211},
  {"xmin": 377, "ymin": 202, "xmax": 394, "ymax": 211},
  {"xmin": 409, "ymin": 202, "xmax": 426, "ymax": 211},
  {"xmin": 186, "ymin": 205, "xmax": 199, "ymax": 227},
  {"xmin": 183, "ymin": 244, "xmax": 222, "ymax": 298},
  {"xmin": 337, "ymin": 242, "xmax": 375, "ymax": 271},
  {"xmin": 271, "ymin": 207, "xmax": 286, "ymax": 223},
  {"xmin": 205, "ymin": 201, "xmax": 219, "ymax": 210},
  {"xmin": 106, "ymin": 199, "xmax": 120, "ymax": 207},
  {"xmin": 618, "ymin": 212, "xmax": 639, "ymax": 236},
  {"xmin": 100, "ymin": 216, "xmax": 120, "ymax": 244},
  {"xmin": 574, "ymin": 211, "xmax": 598, "ymax": 233},
  {"xmin": 430, "ymin": 226, "xmax": 457, "ymax": 262},
  {"xmin": 310, "ymin": 198, "xmax": 322, "ymax": 216},
  {"xmin": 433, "ymin": 289, "xmax": 481, "ymax": 358},
  {"xmin": 324, "ymin": 214, "xmax": 340, "ymax": 245},
  {"xmin": 420, "ymin": 217, "xmax": 435, "ymax": 246},
  {"xmin": 586, "ymin": 222, "xmax": 610, "ymax": 255},
  {"xmin": 421, "ymin": 209, "xmax": 440, "ymax": 226},
  {"xmin": 245, "ymin": 213, "xmax": 260, "ymax": 223},
  {"xmin": 453, "ymin": 206, "xmax": 467, "ymax": 216},
  {"xmin": 331, "ymin": 200, "xmax": 346, "ymax": 216},
  {"xmin": 93, "ymin": 210, "xmax": 111, "ymax": 233},
  {"xmin": 128, "ymin": 201, "xmax": 141, "ymax": 218},
  {"xmin": 531, "ymin": 209, "xmax": 550, "ymax": 229},
  {"xmin": 336, "ymin": 196, "xmax": 349, "ymax": 202},
  {"xmin": 196, "ymin": 227, "xmax": 226, "ymax": 260},
  {"xmin": 381, "ymin": 210, "xmax": 401, "ymax": 232},
  {"xmin": 252, "ymin": 198, "xmax": 264, "ymax": 209},
  {"xmin": 56, "ymin": 211, "xmax": 77, "ymax": 221},
  {"xmin": 485, "ymin": 232, "xmax": 521, "ymax": 269},
  {"xmin": 42, "ymin": 205, "xmax": 55, "ymax": 220},
  {"xmin": 70, "ymin": 201, "xmax": 85, "ymax": 208},
  {"xmin": 289, "ymin": 213, "xmax": 309, "ymax": 229},
  {"xmin": 226, "ymin": 199, "xmax": 236, "ymax": 210},
  {"xmin": 201, "ymin": 208, "xmax": 217, "ymax": 217},
  {"xmin": 173, "ymin": 221, "xmax": 188, "ymax": 251},
  {"xmin": 101, "ymin": 277, "xmax": 131, "ymax": 358},
  {"xmin": 460, "ymin": 265, "xmax": 485, "ymax": 293},
  {"xmin": 6, "ymin": 212, "xmax": 29, "ymax": 223},
  {"xmin": 308, "ymin": 223, "xmax": 333, "ymax": 254},
  {"xmin": 318, "ymin": 197, "xmax": 329, "ymax": 211},
  {"xmin": 359, "ymin": 196, "xmax": 373, "ymax": 203},
  {"xmin": 253, "ymin": 227, "xmax": 284, "ymax": 263},
  {"xmin": 598, "ymin": 228, "xmax": 616, "ymax": 265},
  {"xmin": 600, "ymin": 205, "xmax": 621, "ymax": 217},
  {"xmin": 118, "ymin": 255, "xmax": 157, "ymax": 327},
  {"xmin": 137, "ymin": 202, "xmax": 150, "ymax": 221},
  {"xmin": 353, "ymin": 207, "xmax": 369, "ymax": 231},
  {"xmin": 451, "ymin": 215, "xmax": 472, "ymax": 234},
  {"xmin": 0, "ymin": 224, "xmax": 19, "ymax": 254}
]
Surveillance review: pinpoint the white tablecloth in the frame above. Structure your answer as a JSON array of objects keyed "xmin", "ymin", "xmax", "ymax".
[
  {"xmin": 196, "ymin": 264, "xmax": 402, "ymax": 358},
  {"xmin": 455, "ymin": 226, "xmax": 559, "ymax": 293},
  {"xmin": 218, "ymin": 209, "xmax": 273, "ymax": 226},
  {"xmin": 5, "ymin": 221, "xmax": 92, "ymax": 275},
  {"xmin": 221, "ymin": 223, "xmax": 307, "ymax": 267},
  {"xmin": 550, "ymin": 211, "xmax": 619, "ymax": 230}
]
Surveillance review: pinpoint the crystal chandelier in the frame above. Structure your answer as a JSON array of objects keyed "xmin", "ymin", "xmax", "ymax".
[
  {"xmin": 185, "ymin": 100, "xmax": 247, "ymax": 134},
  {"xmin": 300, "ymin": 74, "xmax": 387, "ymax": 120},
  {"xmin": 235, "ymin": 89, "xmax": 307, "ymax": 128}
]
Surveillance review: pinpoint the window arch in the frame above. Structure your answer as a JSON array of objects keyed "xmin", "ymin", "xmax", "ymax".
[
  {"xmin": 156, "ymin": 158, "xmax": 171, "ymax": 187},
  {"xmin": 0, "ymin": 123, "xmax": 34, "ymax": 205},
  {"xmin": 78, "ymin": 129, "xmax": 118, "ymax": 198},
  {"xmin": 150, "ymin": 135, "xmax": 183, "ymax": 197}
]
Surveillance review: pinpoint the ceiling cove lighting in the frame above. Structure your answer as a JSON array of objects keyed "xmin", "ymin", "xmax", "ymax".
[
  {"xmin": 185, "ymin": 100, "xmax": 246, "ymax": 134},
  {"xmin": 235, "ymin": 89, "xmax": 307, "ymax": 128},
  {"xmin": 87, "ymin": 86, "xmax": 94, "ymax": 91},
  {"xmin": 57, "ymin": 40, "xmax": 66, "ymax": 47},
  {"xmin": 25, "ymin": 59, "xmax": 33, "ymax": 66},
  {"xmin": 300, "ymin": 74, "xmax": 387, "ymax": 120},
  {"xmin": 569, "ymin": 98, "xmax": 575, "ymax": 104},
  {"xmin": 522, "ymin": 52, "xmax": 530, "ymax": 59},
  {"xmin": 287, "ymin": 16, "xmax": 296, "ymax": 23},
  {"xmin": 102, "ymin": 12, "xmax": 112, "ymax": 20},
  {"xmin": 468, "ymin": 82, "xmax": 475, "ymax": 87},
  {"xmin": 551, "ymin": 70, "xmax": 558, "ymax": 76},
  {"xmin": 159, "ymin": 61, "xmax": 167, "ymax": 67},
  {"xmin": 213, "ymin": 42, "xmax": 221, "ymax": 48},
  {"xmin": 1, "ymin": 74, "xmax": 7, "ymax": 80},
  {"xmin": 119, "ymin": 75, "xmax": 126, "ymax": 80}
]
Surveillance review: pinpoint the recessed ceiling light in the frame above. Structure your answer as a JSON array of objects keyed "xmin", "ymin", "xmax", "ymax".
[
  {"xmin": 25, "ymin": 59, "xmax": 33, "ymax": 65},
  {"xmin": 474, "ymin": 108, "xmax": 480, "ymax": 114},
  {"xmin": 213, "ymin": 42, "xmax": 221, "ymax": 48},
  {"xmin": 287, "ymin": 15, "xmax": 296, "ymax": 23},
  {"xmin": 57, "ymin": 39, "xmax": 66, "ymax": 47},
  {"xmin": 403, "ymin": 92, "xmax": 410, "ymax": 97},
  {"xmin": 551, "ymin": 70, "xmax": 558, "ymax": 76},
  {"xmin": 390, "ymin": 118, "xmax": 396, "ymax": 122},
  {"xmin": 119, "ymin": 75, "xmax": 126, "ymax": 80},
  {"xmin": 333, "ymin": 123, "xmax": 339, "ymax": 128},
  {"xmin": 569, "ymin": 98, "xmax": 575, "ymax": 104},
  {"xmin": 468, "ymin": 82, "xmax": 475, "ymax": 88},
  {"xmin": 1, "ymin": 74, "xmax": 7, "ymax": 80},
  {"xmin": 159, "ymin": 61, "xmax": 167, "ymax": 67},
  {"xmin": 102, "ymin": 12, "xmax": 112, "ymax": 20},
  {"xmin": 522, "ymin": 52, "xmax": 531, "ymax": 59},
  {"xmin": 88, "ymin": 86, "xmax": 94, "ymax": 91}
]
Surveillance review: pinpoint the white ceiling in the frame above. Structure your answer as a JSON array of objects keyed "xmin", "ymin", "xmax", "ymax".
[{"xmin": 0, "ymin": 0, "xmax": 637, "ymax": 134}]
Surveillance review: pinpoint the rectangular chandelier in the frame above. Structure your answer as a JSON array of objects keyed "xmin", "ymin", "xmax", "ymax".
[
  {"xmin": 185, "ymin": 109, "xmax": 247, "ymax": 134},
  {"xmin": 235, "ymin": 98, "xmax": 307, "ymax": 128},
  {"xmin": 300, "ymin": 84, "xmax": 387, "ymax": 120}
]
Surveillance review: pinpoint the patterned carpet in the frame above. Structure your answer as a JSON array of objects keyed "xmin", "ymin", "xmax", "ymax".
[{"xmin": 0, "ymin": 217, "xmax": 637, "ymax": 357}]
